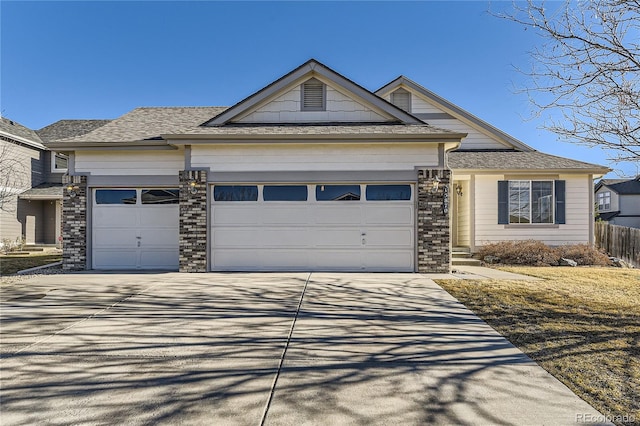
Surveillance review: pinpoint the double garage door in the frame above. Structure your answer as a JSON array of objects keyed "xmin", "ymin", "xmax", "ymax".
[{"xmin": 92, "ymin": 184, "xmax": 415, "ymax": 271}]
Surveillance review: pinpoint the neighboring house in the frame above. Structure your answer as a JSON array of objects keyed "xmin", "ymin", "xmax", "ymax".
[
  {"xmin": 595, "ymin": 176, "xmax": 640, "ymax": 228},
  {"xmin": 0, "ymin": 117, "xmax": 109, "ymax": 247},
  {"xmin": 46, "ymin": 59, "xmax": 609, "ymax": 273}
]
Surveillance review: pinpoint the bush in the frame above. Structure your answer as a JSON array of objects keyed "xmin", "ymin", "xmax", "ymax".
[{"xmin": 476, "ymin": 240, "xmax": 612, "ymax": 267}]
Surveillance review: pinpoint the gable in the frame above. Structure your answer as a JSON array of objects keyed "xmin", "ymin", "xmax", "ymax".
[
  {"xmin": 235, "ymin": 76, "xmax": 390, "ymax": 124},
  {"xmin": 205, "ymin": 59, "xmax": 423, "ymax": 126},
  {"xmin": 376, "ymin": 78, "xmax": 534, "ymax": 152}
]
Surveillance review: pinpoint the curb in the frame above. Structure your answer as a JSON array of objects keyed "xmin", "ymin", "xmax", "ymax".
[{"xmin": 16, "ymin": 261, "xmax": 63, "ymax": 275}]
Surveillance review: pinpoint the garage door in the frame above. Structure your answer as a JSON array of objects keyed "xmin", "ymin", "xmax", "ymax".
[
  {"xmin": 92, "ymin": 189, "xmax": 179, "ymax": 270},
  {"xmin": 211, "ymin": 184, "xmax": 414, "ymax": 271}
]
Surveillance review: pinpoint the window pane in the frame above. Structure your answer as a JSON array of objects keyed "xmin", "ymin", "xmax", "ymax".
[
  {"xmin": 213, "ymin": 185, "xmax": 258, "ymax": 201},
  {"xmin": 55, "ymin": 153, "xmax": 68, "ymax": 169},
  {"xmin": 366, "ymin": 185, "xmax": 411, "ymax": 201},
  {"xmin": 508, "ymin": 181, "xmax": 530, "ymax": 223},
  {"xmin": 316, "ymin": 185, "xmax": 361, "ymax": 201},
  {"xmin": 141, "ymin": 189, "xmax": 179, "ymax": 204},
  {"xmin": 263, "ymin": 185, "xmax": 307, "ymax": 201},
  {"xmin": 531, "ymin": 181, "xmax": 553, "ymax": 223},
  {"xmin": 96, "ymin": 189, "xmax": 137, "ymax": 205}
]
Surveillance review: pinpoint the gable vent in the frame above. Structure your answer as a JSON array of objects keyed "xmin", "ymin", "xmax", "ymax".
[
  {"xmin": 391, "ymin": 88, "xmax": 411, "ymax": 112},
  {"xmin": 301, "ymin": 78, "xmax": 326, "ymax": 111}
]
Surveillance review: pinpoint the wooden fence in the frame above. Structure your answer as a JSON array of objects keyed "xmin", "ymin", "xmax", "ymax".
[{"xmin": 595, "ymin": 222, "xmax": 640, "ymax": 268}]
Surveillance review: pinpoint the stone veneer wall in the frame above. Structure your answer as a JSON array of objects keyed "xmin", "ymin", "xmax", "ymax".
[
  {"xmin": 179, "ymin": 170, "xmax": 208, "ymax": 272},
  {"xmin": 62, "ymin": 175, "xmax": 87, "ymax": 271},
  {"xmin": 417, "ymin": 169, "xmax": 451, "ymax": 273}
]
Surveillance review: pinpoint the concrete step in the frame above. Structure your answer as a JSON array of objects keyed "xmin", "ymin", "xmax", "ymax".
[
  {"xmin": 452, "ymin": 258, "xmax": 482, "ymax": 266},
  {"xmin": 22, "ymin": 247, "xmax": 45, "ymax": 252}
]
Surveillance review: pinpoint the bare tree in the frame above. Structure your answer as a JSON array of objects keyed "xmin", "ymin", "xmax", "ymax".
[
  {"xmin": 495, "ymin": 0, "xmax": 639, "ymax": 168},
  {"xmin": 0, "ymin": 140, "xmax": 29, "ymax": 213}
]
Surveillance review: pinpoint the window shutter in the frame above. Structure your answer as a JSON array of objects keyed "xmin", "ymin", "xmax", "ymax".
[
  {"xmin": 555, "ymin": 180, "xmax": 566, "ymax": 224},
  {"xmin": 391, "ymin": 89, "xmax": 411, "ymax": 112},
  {"xmin": 302, "ymin": 78, "xmax": 325, "ymax": 111},
  {"xmin": 498, "ymin": 180, "xmax": 509, "ymax": 224}
]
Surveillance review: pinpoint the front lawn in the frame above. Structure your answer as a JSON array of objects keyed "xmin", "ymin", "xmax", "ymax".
[
  {"xmin": 0, "ymin": 253, "xmax": 62, "ymax": 276},
  {"xmin": 436, "ymin": 267, "xmax": 639, "ymax": 425}
]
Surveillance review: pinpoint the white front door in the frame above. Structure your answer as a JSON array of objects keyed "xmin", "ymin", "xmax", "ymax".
[
  {"xmin": 92, "ymin": 188, "xmax": 179, "ymax": 270},
  {"xmin": 210, "ymin": 184, "xmax": 414, "ymax": 271}
]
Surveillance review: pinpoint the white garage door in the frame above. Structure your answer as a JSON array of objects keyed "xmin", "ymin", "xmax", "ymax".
[
  {"xmin": 92, "ymin": 188, "xmax": 179, "ymax": 270},
  {"xmin": 211, "ymin": 184, "xmax": 414, "ymax": 272}
]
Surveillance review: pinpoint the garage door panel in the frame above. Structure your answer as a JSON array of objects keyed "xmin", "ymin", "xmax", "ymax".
[
  {"xmin": 212, "ymin": 250, "xmax": 261, "ymax": 269},
  {"xmin": 313, "ymin": 250, "xmax": 364, "ymax": 269},
  {"xmin": 142, "ymin": 208, "xmax": 179, "ymax": 227},
  {"xmin": 364, "ymin": 251, "xmax": 415, "ymax": 270},
  {"xmin": 260, "ymin": 250, "xmax": 310, "ymax": 268},
  {"xmin": 313, "ymin": 229, "xmax": 362, "ymax": 247},
  {"xmin": 212, "ymin": 206, "xmax": 259, "ymax": 224},
  {"xmin": 94, "ymin": 229, "xmax": 138, "ymax": 248},
  {"xmin": 212, "ymin": 229, "xmax": 260, "ymax": 247},
  {"xmin": 93, "ymin": 209, "xmax": 137, "ymax": 227},
  {"xmin": 140, "ymin": 228, "xmax": 179, "ymax": 246},
  {"xmin": 261, "ymin": 229, "xmax": 309, "ymax": 247},
  {"xmin": 262, "ymin": 206, "xmax": 309, "ymax": 225},
  {"xmin": 140, "ymin": 249, "xmax": 179, "ymax": 269},
  {"xmin": 314, "ymin": 206, "xmax": 362, "ymax": 224},
  {"xmin": 365, "ymin": 229, "xmax": 413, "ymax": 247},
  {"xmin": 93, "ymin": 250, "xmax": 138, "ymax": 269},
  {"xmin": 364, "ymin": 205, "xmax": 413, "ymax": 225}
]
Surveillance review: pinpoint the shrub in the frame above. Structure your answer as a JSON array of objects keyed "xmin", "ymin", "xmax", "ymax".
[{"xmin": 476, "ymin": 240, "xmax": 612, "ymax": 267}]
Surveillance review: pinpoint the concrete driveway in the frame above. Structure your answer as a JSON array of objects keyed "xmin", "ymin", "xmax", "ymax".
[{"xmin": 0, "ymin": 272, "xmax": 606, "ymax": 425}]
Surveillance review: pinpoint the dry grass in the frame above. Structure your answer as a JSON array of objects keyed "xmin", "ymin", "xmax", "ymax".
[
  {"xmin": 436, "ymin": 267, "xmax": 640, "ymax": 425},
  {"xmin": 0, "ymin": 253, "xmax": 62, "ymax": 276}
]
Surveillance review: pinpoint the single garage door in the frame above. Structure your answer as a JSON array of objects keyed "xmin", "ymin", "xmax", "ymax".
[
  {"xmin": 92, "ymin": 188, "xmax": 179, "ymax": 270},
  {"xmin": 211, "ymin": 184, "xmax": 414, "ymax": 271}
]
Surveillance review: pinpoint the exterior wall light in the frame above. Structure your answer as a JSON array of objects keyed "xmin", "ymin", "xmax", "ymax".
[
  {"xmin": 66, "ymin": 184, "xmax": 78, "ymax": 198},
  {"xmin": 189, "ymin": 180, "xmax": 198, "ymax": 195},
  {"xmin": 455, "ymin": 184, "xmax": 463, "ymax": 197},
  {"xmin": 430, "ymin": 175, "xmax": 441, "ymax": 194}
]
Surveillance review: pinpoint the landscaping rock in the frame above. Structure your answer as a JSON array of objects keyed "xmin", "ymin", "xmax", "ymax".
[
  {"xmin": 559, "ymin": 258, "xmax": 577, "ymax": 267},
  {"xmin": 483, "ymin": 255, "xmax": 501, "ymax": 264},
  {"xmin": 610, "ymin": 257, "xmax": 631, "ymax": 268}
]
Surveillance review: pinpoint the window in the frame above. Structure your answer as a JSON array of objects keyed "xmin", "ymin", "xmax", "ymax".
[
  {"xmin": 316, "ymin": 185, "xmax": 360, "ymax": 201},
  {"xmin": 213, "ymin": 185, "xmax": 258, "ymax": 201},
  {"xmin": 51, "ymin": 152, "xmax": 68, "ymax": 173},
  {"xmin": 597, "ymin": 191, "xmax": 611, "ymax": 211},
  {"xmin": 301, "ymin": 78, "xmax": 325, "ymax": 111},
  {"xmin": 366, "ymin": 185, "xmax": 411, "ymax": 201},
  {"xmin": 263, "ymin": 185, "xmax": 308, "ymax": 201},
  {"xmin": 141, "ymin": 189, "xmax": 179, "ymax": 204},
  {"xmin": 390, "ymin": 88, "xmax": 411, "ymax": 112},
  {"xmin": 498, "ymin": 180, "xmax": 564, "ymax": 224},
  {"xmin": 96, "ymin": 189, "xmax": 137, "ymax": 205}
]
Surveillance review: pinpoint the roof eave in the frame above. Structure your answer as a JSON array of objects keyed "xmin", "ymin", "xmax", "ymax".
[
  {"xmin": 46, "ymin": 140, "xmax": 177, "ymax": 150},
  {"xmin": 449, "ymin": 167, "xmax": 611, "ymax": 175},
  {"xmin": 163, "ymin": 132, "xmax": 467, "ymax": 143}
]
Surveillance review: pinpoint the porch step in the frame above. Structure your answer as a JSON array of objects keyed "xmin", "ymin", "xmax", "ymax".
[
  {"xmin": 451, "ymin": 247, "xmax": 481, "ymax": 266},
  {"xmin": 452, "ymin": 258, "xmax": 482, "ymax": 266},
  {"xmin": 22, "ymin": 247, "xmax": 45, "ymax": 252}
]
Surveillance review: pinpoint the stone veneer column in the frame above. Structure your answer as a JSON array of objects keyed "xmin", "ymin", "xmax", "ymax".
[
  {"xmin": 62, "ymin": 175, "xmax": 88, "ymax": 271},
  {"xmin": 417, "ymin": 169, "xmax": 451, "ymax": 273},
  {"xmin": 179, "ymin": 170, "xmax": 208, "ymax": 272}
]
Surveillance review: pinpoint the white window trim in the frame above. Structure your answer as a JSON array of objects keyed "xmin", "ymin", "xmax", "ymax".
[
  {"xmin": 508, "ymin": 180, "xmax": 555, "ymax": 225},
  {"xmin": 597, "ymin": 191, "xmax": 611, "ymax": 211},
  {"xmin": 300, "ymin": 78, "xmax": 326, "ymax": 111},
  {"xmin": 51, "ymin": 151, "xmax": 68, "ymax": 174}
]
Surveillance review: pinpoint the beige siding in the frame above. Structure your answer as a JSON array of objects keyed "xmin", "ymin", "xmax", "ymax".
[
  {"xmin": 474, "ymin": 174, "xmax": 592, "ymax": 246},
  {"xmin": 237, "ymin": 85, "xmax": 388, "ymax": 123},
  {"xmin": 0, "ymin": 198, "xmax": 22, "ymax": 243},
  {"xmin": 75, "ymin": 150, "xmax": 184, "ymax": 176},
  {"xmin": 191, "ymin": 143, "xmax": 439, "ymax": 172}
]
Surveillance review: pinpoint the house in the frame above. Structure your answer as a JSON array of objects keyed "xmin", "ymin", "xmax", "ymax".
[
  {"xmin": 46, "ymin": 59, "xmax": 609, "ymax": 273},
  {"xmin": 0, "ymin": 117, "xmax": 109, "ymax": 248},
  {"xmin": 595, "ymin": 176, "xmax": 640, "ymax": 228}
]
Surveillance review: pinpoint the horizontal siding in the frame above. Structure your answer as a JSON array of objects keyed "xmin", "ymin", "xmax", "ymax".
[
  {"xmin": 1, "ymin": 140, "xmax": 42, "ymax": 189},
  {"xmin": 75, "ymin": 150, "xmax": 184, "ymax": 176},
  {"xmin": 238, "ymin": 85, "xmax": 388, "ymax": 123},
  {"xmin": 411, "ymin": 96, "xmax": 449, "ymax": 114},
  {"xmin": 191, "ymin": 143, "xmax": 439, "ymax": 172},
  {"xmin": 455, "ymin": 180, "xmax": 471, "ymax": 246},
  {"xmin": 0, "ymin": 197, "xmax": 21, "ymax": 242},
  {"xmin": 426, "ymin": 119, "xmax": 509, "ymax": 150},
  {"xmin": 474, "ymin": 174, "xmax": 592, "ymax": 246}
]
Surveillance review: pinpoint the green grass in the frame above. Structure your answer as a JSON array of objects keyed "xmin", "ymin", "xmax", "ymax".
[
  {"xmin": 436, "ymin": 267, "xmax": 640, "ymax": 426},
  {"xmin": 0, "ymin": 253, "xmax": 62, "ymax": 276}
]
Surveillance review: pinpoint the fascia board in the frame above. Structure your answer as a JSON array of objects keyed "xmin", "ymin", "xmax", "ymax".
[
  {"xmin": 163, "ymin": 133, "xmax": 467, "ymax": 144},
  {"xmin": 46, "ymin": 141, "xmax": 178, "ymax": 151},
  {"xmin": 449, "ymin": 167, "xmax": 611, "ymax": 176},
  {"xmin": 0, "ymin": 130, "xmax": 46, "ymax": 150},
  {"xmin": 376, "ymin": 77, "xmax": 535, "ymax": 152}
]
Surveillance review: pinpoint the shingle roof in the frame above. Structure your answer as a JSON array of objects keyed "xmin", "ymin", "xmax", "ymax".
[
  {"xmin": 0, "ymin": 117, "xmax": 44, "ymax": 146},
  {"xmin": 17, "ymin": 183, "xmax": 63, "ymax": 199},
  {"xmin": 176, "ymin": 123, "xmax": 462, "ymax": 137},
  {"xmin": 37, "ymin": 119, "xmax": 111, "ymax": 143},
  {"xmin": 448, "ymin": 151, "xmax": 609, "ymax": 172},
  {"xmin": 55, "ymin": 107, "xmax": 227, "ymax": 143},
  {"xmin": 599, "ymin": 177, "xmax": 640, "ymax": 194}
]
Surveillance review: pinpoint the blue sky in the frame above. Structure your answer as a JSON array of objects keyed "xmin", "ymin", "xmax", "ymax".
[{"xmin": 1, "ymin": 1, "xmax": 633, "ymax": 178}]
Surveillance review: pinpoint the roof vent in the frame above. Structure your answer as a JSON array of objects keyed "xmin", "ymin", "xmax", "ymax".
[
  {"xmin": 301, "ymin": 78, "xmax": 326, "ymax": 111},
  {"xmin": 391, "ymin": 88, "xmax": 411, "ymax": 113}
]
